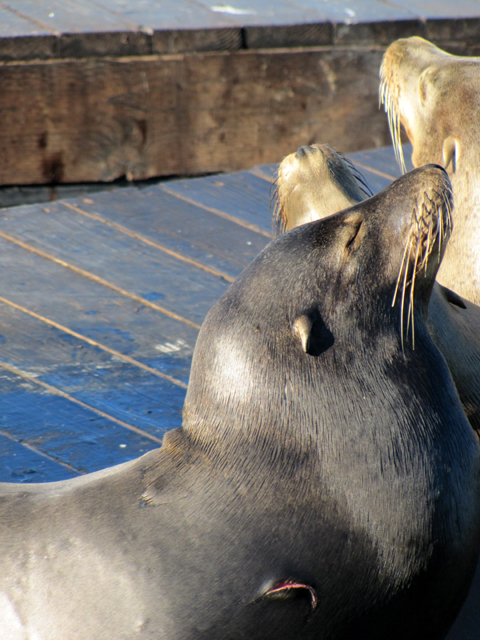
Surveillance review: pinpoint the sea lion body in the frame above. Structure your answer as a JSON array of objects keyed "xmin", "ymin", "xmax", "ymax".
[
  {"xmin": 380, "ymin": 36, "xmax": 480, "ymax": 304},
  {"xmin": 1, "ymin": 166, "xmax": 480, "ymax": 639}
]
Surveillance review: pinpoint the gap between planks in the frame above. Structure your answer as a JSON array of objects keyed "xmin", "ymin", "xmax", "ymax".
[{"xmin": 0, "ymin": 295, "xmax": 188, "ymax": 389}]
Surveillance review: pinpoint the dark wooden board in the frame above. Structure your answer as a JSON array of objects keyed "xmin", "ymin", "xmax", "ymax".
[{"xmin": 0, "ymin": 46, "xmax": 391, "ymax": 185}]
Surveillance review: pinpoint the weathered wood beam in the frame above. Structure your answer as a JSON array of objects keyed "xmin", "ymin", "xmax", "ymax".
[{"xmin": 0, "ymin": 46, "xmax": 393, "ymax": 185}]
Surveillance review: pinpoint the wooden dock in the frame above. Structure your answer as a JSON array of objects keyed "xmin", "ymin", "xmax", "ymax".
[
  {"xmin": 0, "ymin": 1, "xmax": 479, "ymax": 185},
  {"xmin": 0, "ymin": 143, "xmax": 414, "ymax": 482}
]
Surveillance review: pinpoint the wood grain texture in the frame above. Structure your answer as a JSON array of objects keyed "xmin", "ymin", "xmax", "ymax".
[
  {"xmin": 0, "ymin": 46, "xmax": 391, "ymax": 185},
  {"xmin": 0, "ymin": 303, "xmax": 187, "ymax": 440},
  {"xmin": 62, "ymin": 187, "xmax": 270, "ymax": 280},
  {"xmin": 0, "ymin": 198, "xmax": 232, "ymax": 327}
]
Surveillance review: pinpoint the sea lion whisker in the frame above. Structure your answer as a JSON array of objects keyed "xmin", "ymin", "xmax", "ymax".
[
  {"xmin": 392, "ymin": 233, "xmax": 412, "ymax": 309},
  {"xmin": 408, "ymin": 234, "xmax": 423, "ymax": 349},
  {"xmin": 399, "ymin": 235, "xmax": 413, "ymax": 353},
  {"xmin": 341, "ymin": 155, "xmax": 374, "ymax": 197},
  {"xmin": 380, "ymin": 72, "xmax": 407, "ymax": 174}
]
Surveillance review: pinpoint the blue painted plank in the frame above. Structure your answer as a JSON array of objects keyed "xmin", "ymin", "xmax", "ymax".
[
  {"xmin": 295, "ymin": 0, "xmax": 413, "ymax": 22},
  {"xmin": 0, "ymin": 307, "xmax": 187, "ymax": 478},
  {"xmin": 0, "ymin": 301, "xmax": 187, "ymax": 435},
  {"xmin": 386, "ymin": 0, "xmax": 480, "ymax": 20},
  {"xmin": 0, "ymin": 431, "xmax": 78, "ymax": 483},
  {"xmin": 162, "ymin": 171, "xmax": 274, "ymax": 236},
  {"xmin": 1, "ymin": 0, "xmax": 134, "ymax": 34},
  {"xmin": 62, "ymin": 187, "xmax": 270, "ymax": 281},
  {"xmin": 91, "ymin": 0, "xmax": 239, "ymax": 29},
  {"xmin": 0, "ymin": 235, "xmax": 201, "ymax": 377},
  {"xmin": 0, "ymin": 198, "xmax": 233, "ymax": 326},
  {"xmin": 193, "ymin": 0, "xmax": 326, "ymax": 26}
]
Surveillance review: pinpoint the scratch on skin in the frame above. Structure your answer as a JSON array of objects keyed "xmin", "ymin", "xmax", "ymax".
[{"xmin": 265, "ymin": 579, "xmax": 318, "ymax": 611}]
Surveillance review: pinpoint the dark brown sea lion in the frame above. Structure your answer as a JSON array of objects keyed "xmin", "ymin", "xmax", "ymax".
[
  {"xmin": 274, "ymin": 144, "xmax": 480, "ymax": 640},
  {"xmin": 380, "ymin": 36, "xmax": 480, "ymax": 305},
  {"xmin": 1, "ymin": 166, "xmax": 480, "ymax": 640},
  {"xmin": 274, "ymin": 144, "xmax": 480, "ymax": 436}
]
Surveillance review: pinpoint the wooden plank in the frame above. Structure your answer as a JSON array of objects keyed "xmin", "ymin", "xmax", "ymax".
[
  {"xmin": 0, "ymin": 46, "xmax": 391, "ymax": 185},
  {"xmin": 0, "ymin": 5, "xmax": 52, "ymax": 36},
  {"xmin": 243, "ymin": 23, "xmax": 333, "ymax": 49},
  {"xmin": 194, "ymin": 0, "xmax": 327, "ymax": 25},
  {"xmin": 162, "ymin": 171, "xmax": 282, "ymax": 235},
  {"xmin": 0, "ymin": 301, "xmax": 187, "ymax": 434},
  {"xmin": 0, "ymin": 198, "xmax": 232, "ymax": 326},
  {"xmin": 334, "ymin": 18, "xmax": 424, "ymax": 47},
  {"xmin": 0, "ymin": 370, "xmax": 156, "ymax": 474},
  {"xmin": 0, "ymin": 428, "xmax": 79, "ymax": 482},
  {"xmin": 91, "ymin": 0, "xmax": 238, "ymax": 28},
  {"xmin": 153, "ymin": 28, "xmax": 242, "ymax": 54},
  {"xmin": 0, "ymin": 0, "xmax": 134, "ymax": 34},
  {"xmin": 297, "ymin": 0, "xmax": 413, "ymax": 22},
  {"xmin": 57, "ymin": 188, "xmax": 269, "ymax": 280},
  {"xmin": 392, "ymin": 0, "xmax": 480, "ymax": 20},
  {"xmin": 0, "ymin": 235, "xmax": 200, "ymax": 381}
]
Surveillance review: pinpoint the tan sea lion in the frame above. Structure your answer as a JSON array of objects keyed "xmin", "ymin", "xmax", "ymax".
[
  {"xmin": 274, "ymin": 143, "xmax": 480, "ymax": 436},
  {"xmin": 380, "ymin": 36, "xmax": 480, "ymax": 304},
  {"xmin": 1, "ymin": 166, "xmax": 479, "ymax": 639}
]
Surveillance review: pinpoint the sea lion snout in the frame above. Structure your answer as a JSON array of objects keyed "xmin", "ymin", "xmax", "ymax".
[{"xmin": 295, "ymin": 145, "xmax": 319, "ymax": 159}]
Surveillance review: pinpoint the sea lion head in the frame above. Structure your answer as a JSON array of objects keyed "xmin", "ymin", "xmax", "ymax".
[
  {"xmin": 273, "ymin": 144, "xmax": 372, "ymax": 234},
  {"xmin": 184, "ymin": 165, "xmax": 453, "ymax": 450},
  {"xmin": 380, "ymin": 36, "xmax": 480, "ymax": 174}
]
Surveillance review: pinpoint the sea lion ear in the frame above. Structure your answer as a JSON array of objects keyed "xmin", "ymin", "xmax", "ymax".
[
  {"xmin": 293, "ymin": 312, "xmax": 334, "ymax": 356},
  {"xmin": 293, "ymin": 315, "xmax": 313, "ymax": 353},
  {"xmin": 443, "ymin": 136, "xmax": 457, "ymax": 172}
]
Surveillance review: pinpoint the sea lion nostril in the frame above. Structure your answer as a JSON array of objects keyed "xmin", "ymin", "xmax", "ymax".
[{"xmin": 295, "ymin": 146, "xmax": 308, "ymax": 158}]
